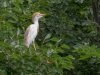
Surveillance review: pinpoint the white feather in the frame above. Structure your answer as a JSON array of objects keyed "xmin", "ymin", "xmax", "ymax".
[{"xmin": 24, "ymin": 24, "xmax": 38, "ymax": 48}]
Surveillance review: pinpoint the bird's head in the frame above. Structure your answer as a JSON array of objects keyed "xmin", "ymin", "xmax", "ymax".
[{"xmin": 32, "ymin": 12, "xmax": 46, "ymax": 23}]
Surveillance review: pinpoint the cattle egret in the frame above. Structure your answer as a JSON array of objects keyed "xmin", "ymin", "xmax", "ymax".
[{"xmin": 24, "ymin": 12, "xmax": 46, "ymax": 50}]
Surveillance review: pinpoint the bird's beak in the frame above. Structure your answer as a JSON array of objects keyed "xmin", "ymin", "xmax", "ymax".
[{"xmin": 40, "ymin": 14, "xmax": 46, "ymax": 17}]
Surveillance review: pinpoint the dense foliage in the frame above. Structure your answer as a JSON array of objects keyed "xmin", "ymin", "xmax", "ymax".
[{"xmin": 0, "ymin": 0, "xmax": 100, "ymax": 75}]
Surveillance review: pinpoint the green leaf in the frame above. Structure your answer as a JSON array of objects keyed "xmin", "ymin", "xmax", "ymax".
[
  {"xmin": 44, "ymin": 33, "xmax": 52, "ymax": 40},
  {"xmin": 0, "ymin": 42, "xmax": 11, "ymax": 48},
  {"xmin": 17, "ymin": 27, "xmax": 21, "ymax": 36},
  {"xmin": 78, "ymin": 55, "xmax": 91, "ymax": 60},
  {"xmin": 47, "ymin": 49, "xmax": 54, "ymax": 57},
  {"xmin": 50, "ymin": 37, "xmax": 59, "ymax": 42},
  {"xmin": 10, "ymin": 54, "xmax": 19, "ymax": 59},
  {"xmin": 6, "ymin": 13, "xmax": 18, "ymax": 23},
  {"xmin": 61, "ymin": 44, "xmax": 70, "ymax": 49},
  {"xmin": 12, "ymin": 2, "xmax": 22, "ymax": 12},
  {"xmin": 56, "ymin": 48, "xmax": 64, "ymax": 53}
]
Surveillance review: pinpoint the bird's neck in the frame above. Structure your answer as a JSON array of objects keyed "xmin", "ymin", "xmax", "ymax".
[{"xmin": 32, "ymin": 18, "xmax": 39, "ymax": 25}]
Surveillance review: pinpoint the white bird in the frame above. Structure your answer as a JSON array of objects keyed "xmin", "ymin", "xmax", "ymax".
[{"xmin": 24, "ymin": 12, "xmax": 46, "ymax": 50}]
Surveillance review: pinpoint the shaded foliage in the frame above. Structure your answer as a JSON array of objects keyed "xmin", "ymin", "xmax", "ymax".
[{"xmin": 0, "ymin": 0, "xmax": 100, "ymax": 75}]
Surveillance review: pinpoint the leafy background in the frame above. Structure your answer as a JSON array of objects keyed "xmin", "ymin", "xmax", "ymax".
[{"xmin": 0, "ymin": 0, "xmax": 100, "ymax": 75}]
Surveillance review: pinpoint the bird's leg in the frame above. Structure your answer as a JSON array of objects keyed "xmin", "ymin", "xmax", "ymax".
[{"xmin": 33, "ymin": 43, "xmax": 36, "ymax": 50}]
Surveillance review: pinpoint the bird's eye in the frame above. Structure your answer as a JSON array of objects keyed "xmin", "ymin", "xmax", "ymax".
[{"xmin": 37, "ymin": 14, "xmax": 39, "ymax": 17}]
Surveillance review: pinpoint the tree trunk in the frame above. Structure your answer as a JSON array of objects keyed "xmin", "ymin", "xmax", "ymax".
[{"xmin": 92, "ymin": 0, "xmax": 100, "ymax": 43}]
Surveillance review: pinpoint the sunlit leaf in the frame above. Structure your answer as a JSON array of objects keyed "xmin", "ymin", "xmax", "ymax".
[{"xmin": 44, "ymin": 33, "xmax": 52, "ymax": 40}]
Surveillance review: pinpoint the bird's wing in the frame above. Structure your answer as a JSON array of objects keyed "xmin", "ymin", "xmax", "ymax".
[
  {"xmin": 24, "ymin": 26, "xmax": 30, "ymax": 47},
  {"xmin": 24, "ymin": 25, "xmax": 37, "ymax": 47}
]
